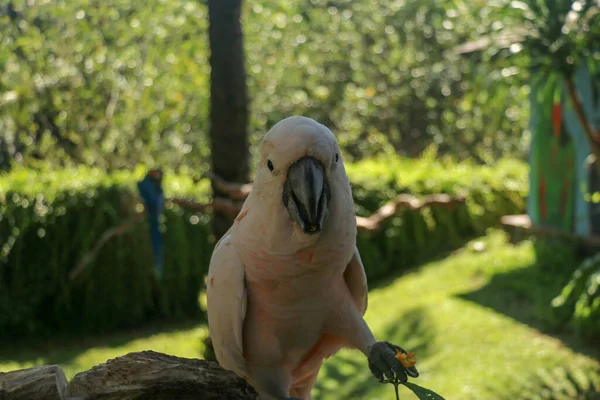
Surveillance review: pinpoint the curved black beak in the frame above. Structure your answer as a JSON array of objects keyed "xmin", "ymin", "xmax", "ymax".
[{"xmin": 283, "ymin": 156, "xmax": 330, "ymax": 234}]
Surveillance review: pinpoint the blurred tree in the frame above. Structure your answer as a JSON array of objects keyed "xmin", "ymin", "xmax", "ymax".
[
  {"xmin": 207, "ymin": 0, "xmax": 250, "ymax": 239},
  {"xmin": 482, "ymin": 0, "xmax": 600, "ymax": 159},
  {"xmin": 459, "ymin": 0, "xmax": 600, "ymax": 235}
]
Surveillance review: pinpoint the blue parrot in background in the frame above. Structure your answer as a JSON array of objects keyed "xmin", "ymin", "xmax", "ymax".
[{"xmin": 137, "ymin": 169, "xmax": 165, "ymax": 279}]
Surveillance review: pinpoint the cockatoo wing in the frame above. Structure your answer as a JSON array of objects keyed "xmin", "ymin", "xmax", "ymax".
[
  {"xmin": 206, "ymin": 231, "xmax": 249, "ymax": 380},
  {"xmin": 343, "ymin": 245, "xmax": 369, "ymax": 316}
]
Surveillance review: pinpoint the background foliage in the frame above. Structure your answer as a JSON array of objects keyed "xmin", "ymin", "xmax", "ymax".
[
  {"xmin": 0, "ymin": 0, "xmax": 210, "ymax": 171},
  {"xmin": 0, "ymin": 0, "xmax": 532, "ymax": 172}
]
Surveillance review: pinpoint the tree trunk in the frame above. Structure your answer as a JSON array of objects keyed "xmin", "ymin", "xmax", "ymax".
[
  {"xmin": 0, "ymin": 136, "xmax": 12, "ymax": 171},
  {"xmin": 564, "ymin": 75, "xmax": 600, "ymax": 166},
  {"xmin": 207, "ymin": 0, "xmax": 250, "ymax": 240}
]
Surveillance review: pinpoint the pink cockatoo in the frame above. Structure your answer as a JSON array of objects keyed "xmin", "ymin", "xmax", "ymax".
[{"xmin": 206, "ymin": 116, "xmax": 418, "ymax": 400}]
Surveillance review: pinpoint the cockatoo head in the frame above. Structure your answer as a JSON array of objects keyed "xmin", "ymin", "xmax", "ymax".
[{"xmin": 254, "ymin": 116, "xmax": 348, "ymax": 236}]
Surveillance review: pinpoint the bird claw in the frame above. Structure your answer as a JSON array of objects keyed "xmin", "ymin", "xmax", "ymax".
[{"xmin": 367, "ymin": 341, "xmax": 419, "ymax": 384}]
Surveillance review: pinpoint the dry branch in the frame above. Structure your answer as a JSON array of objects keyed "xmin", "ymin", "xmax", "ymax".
[
  {"xmin": 182, "ymin": 175, "xmax": 468, "ymax": 234},
  {"xmin": 171, "ymin": 197, "xmax": 244, "ymax": 217},
  {"xmin": 69, "ymin": 213, "xmax": 144, "ymax": 281},
  {"xmin": 356, "ymin": 193, "xmax": 466, "ymax": 234},
  {"xmin": 201, "ymin": 173, "xmax": 467, "ymax": 234},
  {"xmin": 203, "ymin": 171, "xmax": 253, "ymax": 200},
  {"xmin": 453, "ymin": 29, "xmax": 527, "ymax": 55}
]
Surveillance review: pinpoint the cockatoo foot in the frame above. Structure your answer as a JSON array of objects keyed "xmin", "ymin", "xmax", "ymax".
[{"xmin": 367, "ymin": 341, "xmax": 419, "ymax": 383}]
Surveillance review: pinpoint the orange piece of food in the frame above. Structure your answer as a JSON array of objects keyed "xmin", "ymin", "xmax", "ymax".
[{"xmin": 395, "ymin": 349, "xmax": 417, "ymax": 368}]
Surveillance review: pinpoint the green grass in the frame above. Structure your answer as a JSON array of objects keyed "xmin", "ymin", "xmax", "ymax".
[
  {"xmin": 315, "ymin": 231, "xmax": 600, "ymax": 399},
  {"xmin": 0, "ymin": 320, "xmax": 209, "ymax": 379},
  {"xmin": 1, "ymin": 230, "xmax": 599, "ymax": 399}
]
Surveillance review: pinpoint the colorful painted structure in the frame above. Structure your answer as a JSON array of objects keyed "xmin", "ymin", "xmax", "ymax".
[{"xmin": 527, "ymin": 59, "xmax": 600, "ymax": 237}]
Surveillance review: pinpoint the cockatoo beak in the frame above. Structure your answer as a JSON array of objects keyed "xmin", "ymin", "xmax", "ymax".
[{"xmin": 283, "ymin": 156, "xmax": 330, "ymax": 235}]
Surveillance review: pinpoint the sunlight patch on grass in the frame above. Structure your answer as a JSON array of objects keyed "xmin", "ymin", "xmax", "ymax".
[
  {"xmin": 0, "ymin": 324, "xmax": 209, "ymax": 379},
  {"xmin": 64, "ymin": 326, "xmax": 209, "ymax": 379}
]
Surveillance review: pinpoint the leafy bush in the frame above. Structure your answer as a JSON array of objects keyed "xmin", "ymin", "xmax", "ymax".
[
  {"xmin": 0, "ymin": 157, "xmax": 528, "ymax": 336},
  {"xmin": 552, "ymin": 252, "xmax": 600, "ymax": 340}
]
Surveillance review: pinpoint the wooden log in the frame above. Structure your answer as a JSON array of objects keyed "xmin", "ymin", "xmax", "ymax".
[
  {"xmin": 0, "ymin": 365, "xmax": 67, "ymax": 400},
  {"xmin": 64, "ymin": 350, "xmax": 258, "ymax": 400},
  {"xmin": 501, "ymin": 214, "xmax": 600, "ymax": 248}
]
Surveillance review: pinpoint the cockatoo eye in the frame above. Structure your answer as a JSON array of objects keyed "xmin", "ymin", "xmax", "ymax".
[
  {"xmin": 335, "ymin": 153, "xmax": 339, "ymax": 163},
  {"xmin": 267, "ymin": 160, "xmax": 274, "ymax": 172}
]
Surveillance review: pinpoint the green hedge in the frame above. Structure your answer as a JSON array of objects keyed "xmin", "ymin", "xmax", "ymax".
[
  {"xmin": 349, "ymin": 155, "xmax": 527, "ymax": 281},
  {"xmin": 0, "ymin": 157, "xmax": 528, "ymax": 336},
  {"xmin": 0, "ymin": 167, "xmax": 213, "ymax": 336}
]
